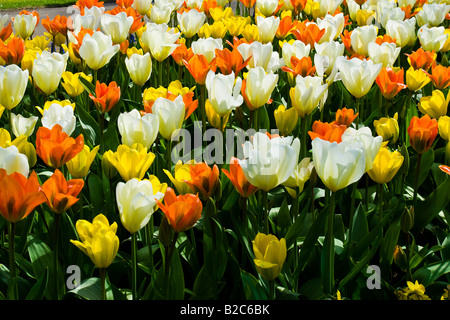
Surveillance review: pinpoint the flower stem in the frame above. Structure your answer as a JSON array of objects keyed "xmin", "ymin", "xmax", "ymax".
[
  {"xmin": 262, "ymin": 190, "xmax": 269, "ymax": 234},
  {"xmin": 323, "ymin": 190, "xmax": 335, "ymax": 295},
  {"xmin": 131, "ymin": 232, "xmax": 138, "ymax": 300},
  {"xmin": 300, "ymin": 115, "xmax": 307, "ymax": 159},
  {"xmin": 54, "ymin": 213, "xmax": 61, "ymax": 300},
  {"xmin": 413, "ymin": 153, "xmax": 422, "ymax": 207},
  {"xmin": 8, "ymin": 222, "xmax": 16, "ymax": 299},
  {"xmin": 355, "ymin": 97, "xmax": 360, "ymax": 129},
  {"xmin": 99, "ymin": 268, "xmax": 106, "ymax": 300}
]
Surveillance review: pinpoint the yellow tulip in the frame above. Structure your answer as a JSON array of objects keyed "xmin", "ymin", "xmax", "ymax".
[
  {"xmin": 205, "ymin": 99, "xmax": 229, "ymax": 131},
  {"xmin": 36, "ymin": 99, "xmax": 75, "ymax": 115},
  {"xmin": 356, "ymin": 9, "xmax": 376, "ymax": 27},
  {"xmin": 66, "ymin": 145, "xmax": 100, "ymax": 178},
  {"xmin": 25, "ymin": 36, "xmax": 51, "ymax": 51},
  {"xmin": 438, "ymin": 115, "xmax": 450, "ymax": 141},
  {"xmin": 367, "ymin": 146, "xmax": 404, "ymax": 184},
  {"xmin": 148, "ymin": 175, "xmax": 168, "ymax": 195},
  {"xmin": 418, "ymin": 89, "xmax": 450, "ymax": 119},
  {"xmin": 61, "ymin": 71, "xmax": 93, "ymax": 98},
  {"xmin": 101, "ymin": 150, "xmax": 118, "ymax": 179},
  {"xmin": 373, "ymin": 113, "xmax": 399, "ymax": 144},
  {"xmin": 252, "ymin": 233, "xmax": 287, "ymax": 281},
  {"xmin": 241, "ymin": 24, "xmax": 260, "ymax": 42},
  {"xmin": 210, "ymin": 7, "xmax": 234, "ymax": 21},
  {"xmin": 209, "ymin": 21, "xmax": 228, "ymax": 39},
  {"xmin": 163, "ymin": 160, "xmax": 196, "ymax": 195},
  {"xmin": 274, "ymin": 104, "xmax": 298, "ymax": 136},
  {"xmin": 0, "ymin": 129, "xmax": 37, "ymax": 168},
  {"xmin": 106, "ymin": 143, "xmax": 155, "ymax": 181},
  {"xmin": 21, "ymin": 48, "xmax": 41, "ymax": 74},
  {"xmin": 406, "ymin": 67, "xmax": 431, "ymax": 92},
  {"xmin": 70, "ymin": 213, "xmax": 119, "ymax": 269},
  {"xmin": 223, "ymin": 16, "xmax": 251, "ymax": 37},
  {"xmin": 126, "ymin": 47, "xmax": 144, "ymax": 58}
]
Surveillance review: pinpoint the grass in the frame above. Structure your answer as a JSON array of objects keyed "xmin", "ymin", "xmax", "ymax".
[{"xmin": 0, "ymin": 0, "xmax": 115, "ymax": 10}]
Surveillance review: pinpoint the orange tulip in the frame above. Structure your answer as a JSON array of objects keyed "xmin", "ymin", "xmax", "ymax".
[
  {"xmin": 308, "ymin": 120, "xmax": 347, "ymax": 143},
  {"xmin": 439, "ymin": 164, "xmax": 450, "ymax": 175},
  {"xmin": 239, "ymin": 0, "xmax": 256, "ymax": 8},
  {"xmin": 183, "ymin": 54, "xmax": 217, "ymax": 85},
  {"xmin": 281, "ymin": 56, "xmax": 316, "ymax": 78},
  {"xmin": 214, "ymin": 46, "xmax": 251, "ymax": 76},
  {"xmin": 115, "ymin": 0, "xmax": 133, "ymax": 8},
  {"xmin": 89, "ymin": 81, "xmax": 121, "ymax": 114},
  {"xmin": 183, "ymin": 162, "xmax": 220, "ymax": 200},
  {"xmin": 405, "ymin": 48, "xmax": 436, "ymax": 72},
  {"xmin": 42, "ymin": 169, "xmax": 84, "ymax": 214},
  {"xmin": 36, "ymin": 124, "xmax": 85, "ymax": 169},
  {"xmin": 171, "ymin": 43, "xmax": 194, "ymax": 66},
  {"xmin": 426, "ymin": 63, "xmax": 450, "ymax": 90},
  {"xmin": 167, "ymin": 91, "xmax": 198, "ymax": 120},
  {"xmin": 0, "ymin": 23, "xmax": 13, "ymax": 42},
  {"xmin": 333, "ymin": 107, "xmax": 358, "ymax": 128},
  {"xmin": 222, "ymin": 157, "xmax": 258, "ymax": 198},
  {"xmin": 0, "ymin": 169, "xmax": 46, "ymax": 223},
  {"xmin": 407, "ymin": 114, "xmax": 438, "ymax": 154},
  {"xmin": 290, "ymin": 0, "xmax": 307, "ymax": 15},
  {"xmin": 291, "ymin": 22, "xmax": 325, "ymax": 49},
  {"xmin": 375, "ymin": 34, "xmax": 397, "ymax": 46},
  {"xmin": 75, "ymin": 0, "xmax": 104, "ymax": 14},
  {"xmin": 400, "ymin": 5, "xmax": 418, "ymax": 20},
  {"xmin": 202, "ymin": 0, "xmax": 219, "ymax": 18},
  {"xmin": 156, "ymin": 187, "xmax": 203, "ymax": 233},
  {"xmin": 354, "ymin": 0, "xmax": 367, "ymax": 5},
  {"xmin": 276, "ymin": 15, "xmax": 297, "ymax": 40},
  {"xmin": 41, "ymin": 15, "xmax": 69, "ymax": 38},
  {"xmin": 375, "ymin": 67, "xmax": 407, "ymax": 100},
  {"xmin": 107, "ymin": 6, "xmax": 145, "ymax": 34},
  {"xmin": 0, "ymin": 36, "xmax": 25, "ymax": 65},
  {"xmin": 340, "ymin": 29, "xmax": 354, "ymax": 56}
]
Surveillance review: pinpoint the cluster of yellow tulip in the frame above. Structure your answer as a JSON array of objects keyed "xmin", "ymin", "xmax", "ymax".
[{"xmin": 0, "ymin": 0, "xmax": 450, "ymax": 302}]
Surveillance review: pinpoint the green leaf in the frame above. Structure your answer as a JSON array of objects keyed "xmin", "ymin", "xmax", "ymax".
[
  {"xmin": 88, "ymin": 173, "xmax": 104, "ymax": 214},
  {"xmin": 67, "ymin": 277, "xmax": 102, "ymax": 300},
  {"xmin": 413, "ymin": 260, "xmax": 450, "ymax": 287},
  {"xmin": 25, "ymin": 268, "xmax": 48, "ymax": 300},
  {"xmin": 76, "ymin": 103, "xmax": 99, "ymax": 147},
  {"xmin": 78, "ymin": 75, "xmax": 96, "ymax": 96},
  {"xmin": 350, "ymin": 203, "xmax": 369, "ymax": 247},
  {"xmin": 240, "ymin": 269, "xmax": 268, "ymax": 300},
  {"xmin": 380, "ymin": 219, "xmax": 401, "ymax": 272}
]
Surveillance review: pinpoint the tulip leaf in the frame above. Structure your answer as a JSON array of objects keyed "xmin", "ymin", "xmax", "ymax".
[
  {"xmin": 413, "ymin": 176, "xmax": 450, "ymax": 232},
  {"xmin": 407, "ymin": 149, "xmax": 434, "ymax": 191},
  {"xmin": 380, "ymin": 218, "xmax": 401, "ymax": 274},
  {"xmin": 88, "ymin": 173, "xmax": 104, "ymax": 214},
  {"xmin": 67, "ymin": 277, "xmax": 102, "ymax": 300},
  {"xmin": 412, "ymin": 260, "xmax": 450, "ymax": 287},
  {"xmin": 76, "ymin": 103, "xmax": 99, "ymax": 147},
  {"xmin": 25, "ymin": 268, "xmax": 48, "ymax": 300},
  {"xmin": 240, "ymin": 269, "xmax": 268, "ymax": 300},
  {"xmin": 78, "ymin": 76, "xmax": 96, "ymax": 96},
  {"xmin": 349, "ymin": 203, "xmax": 369, "ymax": 258}
]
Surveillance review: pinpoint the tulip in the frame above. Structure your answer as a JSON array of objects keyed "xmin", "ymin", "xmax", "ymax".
[
  {"xmin": 205, "ymin": 70, "xmax": 243, "ymax": 118},
  {"xmin": 178, "ymin": 9, "xmax": 206, "ymax": 38},
  {"xmin": 367, "ymin": 146, "xmax": 404, "ymax": 185},
  {"xmin": 418, "ymin": 90, "xmax": 450, "ymax": 119},
  {"xmin": 133, "ymin": 0, "xmax": 153, "ymax": 16},
  {"xmin": 438, "ymin": 115, "xmax": 450, "ymax": 141},
  {"xmin": 379, "ymin": 6, "xmax": 405, "ymax": 29},
  {"xmin": 156, "ymin": 187, "xmax": 203, "ymax": 233},
  {"xmin": 66, "ymin": 144, "xmax": 100, "ymax": 179},
  {"xmin": 70, "ymin": 214, "xmax": 119, "ymax": 269},
  {"xmin": 385, "ymin": 17, "xmax": 416, "ymax": 48},
  {"xmin": 116, "ymin": 178, "xmax": 165, "ymax": 234},
  {"xmin": 314, "ymin": 40, "xmax": 344, "ymax": 75},
  {"xmin": 0, "ymin": 169, "xmax": 46, "ymax": 223},
  {"xmin": 252, "ymin": 233, "xmax": 287, "ymax": 281},
  {"xmin": 222, "ymin": 157, "xmax": 258, "ymax": 199},
  {"xmin": 61, "ymin": 71, "xmax": 93, "ymax": 97},
  {"xmin": 124, "ymin": 52, "xmax": 152, "ymax": 87},
  {"xmin": 42, "ymin": 169, "xmax": 84, "ymax": 214},
  {"xmin": 140, "ymin": 22, "xmax": 180, "ymax": 62},
  {"xmin": 311, "ymin": 137, "xmax": 366, "ymax": 192},
  {"xmin": 316, "ymin": 14, "xmax": 342, "ymax": 43},
  {"xmin": 418, "ymin": 25, "xmax": 449, "ymax": 53},
  {"xmin": 406, "ymin": 48, "xmax": 436, "ymax": 72},
  {"xmin": 106, "ymin": 143, "xmax": 155, "ymax": 181},
  {"xmin": 79, "ymin": 31, "xmax": 120, "ymax": 70},
  {"xmin": 100, "ymin": 12, "xmax": 134, "ymax": 44},
  {"xmin": 32, "ymin": 51, "xmax": 68, "ymax": 96},
  {"xmin": 36, "ymin": 99, "xmax": 75, "ymax": 115},
  {"xmin": 205, "ymin": 99, "xmax": 229, "ymax": 131},
  {"xmin": 35, "ymin": 124, "xmax": 84, "ymax": 169},
  {"xmin": 239, "ymin": 132, "xmax": 300, "ymax": 192},
  {"xmin": 0, "ymin": 64, "xmax": 29, "ymax": 111},
  {"xmin": 10, "ymin": 113, "xmax": 38, "ymax": 138},
  {"xmin": 291, "ymin": 22, "xmax": 325, "ymax": 49},
  {"xmin": 367, "ymin": 42, "xmax": 401, "ymax": 69},
  {"xmin": 256, "ymin": 15, "xmax": 280, "ymax": 44},
  {"xmin": 350, "ymin": 25, "xmax": 377, "ymax": 57},
  {"xmin": 238, "ymin": 41, "xmax": 284, "ymax": 73},
  {"xmin": 274, "ymin": 104, "xmax": 298, "ymax": 136},
  {"xmin": 191, "ymin": 37, "xmax": 223, "ymax": 63},
  {"xmin": 13, "ymin": 13, "xmax": 38, "ymax": 39},
  {"xmin": 214, "ymin": 46, "xmax": 251, "ymax": 76},
  {"xmin": 426, "ymin": 64, "xmax": 450, "ymax": 90},
  {"xmin": 41, "ymin": 102, "xmax": 76, "ymax": 136},
  {"xmin": 333, "ymin": 107, "xmax": 358, "ymax": 128},
  {"xmin": 89, "ymin": 81, "xmax": 121, "ymax": 114},
  {"xmin": 183, "ymin": 162, "xmax": 220, "ymax": 200},
  {"xmin": 241, "ymin": 66, "xmax": 278, "ymax": 111},
  {"xmin": 335, "ymin": 56, "xmax": 382, "ymax": 99},
  {"xmin": 118, "ymin": 109, "xmax": 159, "ymax": 149},
  {"xmin": 282, "ymin": 157, "xmax": 314, "ymax": 193},
  {"xmin": 183, "ymin": 53, "xmax": 217, "ymax": 86},
  {"xmin": 405, "ymin": 67, "xmax": 431, "ymax": 92},
  {"xmin": 0, "ymin": 36, "xmax": 25, "ymax": 66},
  {"xmin": 163, "ymin": 160, "xmax": 196, "ymax": 195},
  {"xmin": 256, "ymin": 0, "xmax": 279, "ymax": 16},
  {"xmin": 374, "ymin": 113, "xmax": 400, "ymax": 144},
  {"xmin": 407, "ymin": 114, "xmax": 438, "ymax": 155},
  {"xmin": 149, "ymin": 4, "xmax": 172, "ymax": 24},
  {"xmin": 308, "ymin": 120, "xmax": 347, "ymax": 143},
  {"xmin": 290, "ymin": 75, "xmax": 328, "ymax": 118},
  {"xmin": 375, "ymin": 67, "xmax": 407, "ymax": 100},
  {"xmin": 152, "ymin": 95, "xmax": 185, "ymax": 140},
  {"xmin": 0, "ymin": 145, "xmax": 30, "ymax": 177},
  {"xmin": 416, "ymin": 3, "xmax": 450, "ymax": 27}
]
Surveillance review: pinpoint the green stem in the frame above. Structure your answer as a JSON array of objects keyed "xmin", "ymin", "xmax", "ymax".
[
  {"xmin": 159, "ymin": 60, "xmax": 163, "ymax": 88},
  {"xmin": 378, "ymin": 183, "xmax": 384, "ymax": 220},
  {"xmin": 166, "ymin": 139, "xmax": 172, "ymax": 173},
  {"xmin": 262, "ymin": 190, "xmax": 269, "ymax": 234},
  {"xmin": 355, "ymin": 97, "xmax": 360, "ymax": 129},
  {"xmin": 131, "ymin": 232, "xmax": 138, "ymax": 300},
  {"xmin": 54, "ymin": 213, "xmax": 61, "ymax": 300},
  {"xmin": 164, "ymin": 232, "xmax": 179, "ymax": 299},
  {"xmin": 99, "ymin": 268, "xmax": 106, "ymax": 300},
  {"xmin": 253, "ymin": 107, "xmax": 259, "ymax": 131},
  {"xmin": 269, "ymin": 279, "xmax": 275, "ymax": 300},
  {"xmin": 323, "ymin": 190, "xmax": 336, "ymax": 295},
  {"xmin": 413, "ymin": 153, "xmax": 422, "ymax": 207},
  {"xmin": 146, "ymin": 218, "xmax": 154, "ymax": 271},
  {"xmin": 8, "ymin": 221, "xmax": 16, "ymax": 284},
  {"xmin": 300, "ymin": 116, "xmax": 307, "ymax": 159}
]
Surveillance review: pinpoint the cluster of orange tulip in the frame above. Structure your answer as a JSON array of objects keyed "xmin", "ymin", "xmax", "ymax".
[{"xmin": 0, "ymin": 0, "xmax": 450, "ymax": 302}]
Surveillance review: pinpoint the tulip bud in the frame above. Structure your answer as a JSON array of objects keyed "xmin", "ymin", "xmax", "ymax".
[
  {"xmin": 252, "ymin": 233, "xmax": 287, "ymax": 281},
  {"xmin": 158, "ymin": 216, "xmax": 174, "ymax": 247},
  {"xmin": 393, "ymin": 245, "xmax": 408, "ymax": 272},
  {"xmin": 401, "ymin": 206, "xmax": 415, "ymax": 234},
  {"xmin": 400, "ymin": 143, "xmax": 410, "ymax": 176}
]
